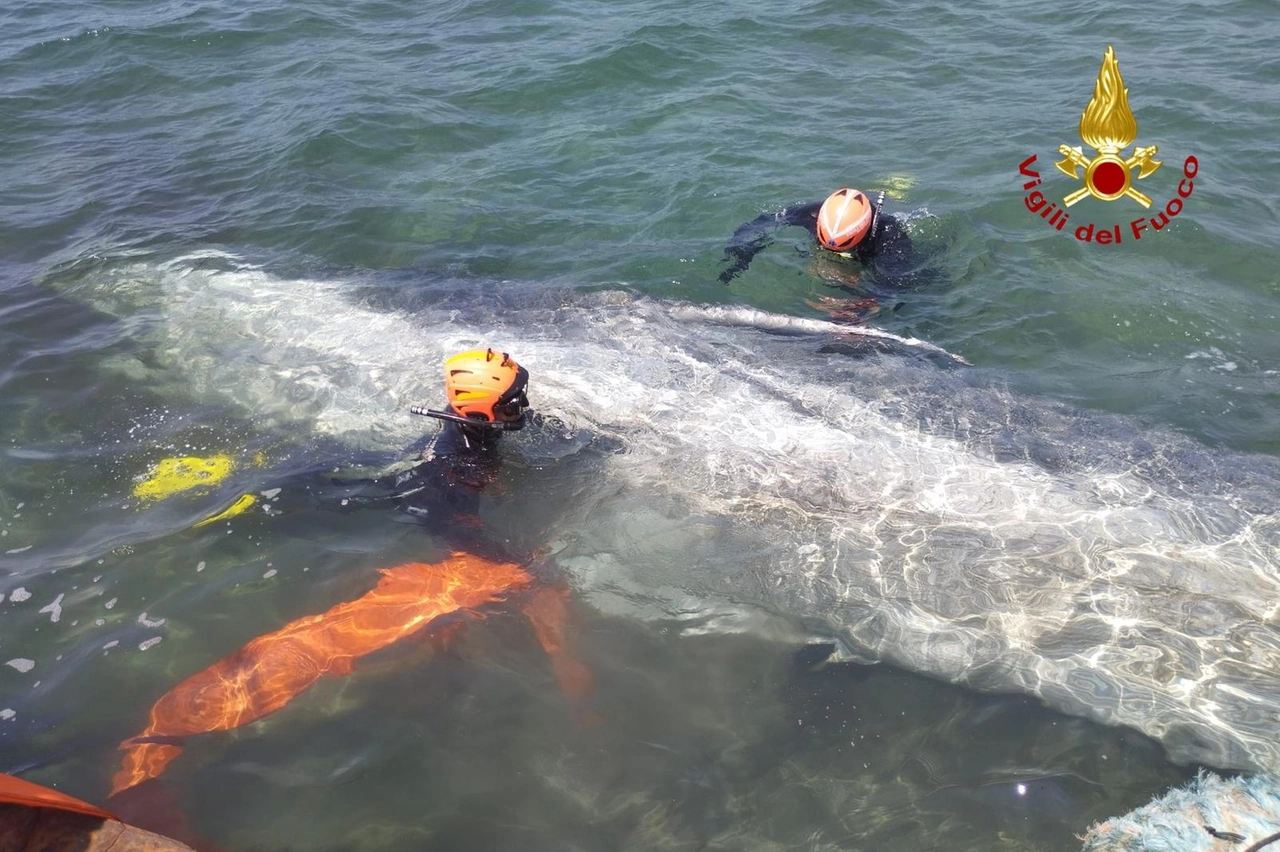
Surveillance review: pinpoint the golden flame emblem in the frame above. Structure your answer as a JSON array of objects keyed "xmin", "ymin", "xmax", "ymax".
[{"xmin": 1055, "ymin": 46, "xmax": 1162, "ymax": 208}]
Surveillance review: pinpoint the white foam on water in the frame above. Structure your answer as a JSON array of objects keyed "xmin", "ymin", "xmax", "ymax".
[
  {"xmin": 38, "ymin": 593, "xmax": 64, "ymax": 623},
  {"xmin": 136, "ymin": 612, "xmax": 166, "ymax": 628},
  {"xmin": 55, "ymin": 251, "xmax": 1280, "ymax": 773}
]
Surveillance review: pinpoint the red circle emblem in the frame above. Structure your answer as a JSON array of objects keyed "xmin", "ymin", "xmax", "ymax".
[{"xmin": 1092, "ymin": 160, "xmax": 1127, "ymax": 196}]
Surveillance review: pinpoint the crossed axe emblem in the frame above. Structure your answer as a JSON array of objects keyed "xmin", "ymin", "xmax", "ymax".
[{"xmin": 1054, "ymin": 144, "xmax": 1162, "ymax": 208}]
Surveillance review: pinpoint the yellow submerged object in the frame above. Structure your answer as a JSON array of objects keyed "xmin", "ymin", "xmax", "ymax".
[
  {"xmin": 193, "ymin": 493, "xmax": 258, "ymax": 528},
  {"xmin": 132, "ymin": 455, "xmax": 235, "ymax": 502},
  {"xmin": 878, "ymin": 174, "xmax": 916, "ymax": 201}
]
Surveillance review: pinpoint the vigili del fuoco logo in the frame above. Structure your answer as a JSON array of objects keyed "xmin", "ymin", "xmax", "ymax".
[{"xmin": 1018, "ymin": 46, "xmax": 1198, "ymax": 244}]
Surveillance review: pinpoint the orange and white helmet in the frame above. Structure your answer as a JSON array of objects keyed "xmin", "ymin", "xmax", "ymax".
[
  {"xmin": 816, "ymin": 188, "xmax": 874, "ymax": 253},
  {"xmin": 444, "ymin": 348, "xmax": 529, "ymax": 425}
]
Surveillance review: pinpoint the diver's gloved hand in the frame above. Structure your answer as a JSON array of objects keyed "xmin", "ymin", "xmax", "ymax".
[
  {"xmin": 718, "ymin": 236, "xmax": 770, "ymax": 284},
  {"xmin": 717, "ymin": 255, "xmax": 746, "ymax": 285},
  {"xmin": 805, "ymin": 295, "xmax": 881, "ymax": 325}
]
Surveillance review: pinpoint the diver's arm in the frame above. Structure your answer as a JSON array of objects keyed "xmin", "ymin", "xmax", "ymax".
[{"xmin": 718, "ymin": 200, "xmax": 823, "ymax": 284}]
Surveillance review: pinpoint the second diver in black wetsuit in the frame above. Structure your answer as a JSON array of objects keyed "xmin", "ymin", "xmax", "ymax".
[{"xmin": 718, "ymin": 187, "xmax": 933, "ymax": 322}]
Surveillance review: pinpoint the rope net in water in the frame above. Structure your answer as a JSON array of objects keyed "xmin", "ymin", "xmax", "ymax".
[{"xmin": 1081, "ymin": 772, "xmax": 1280, "ymax": 852}]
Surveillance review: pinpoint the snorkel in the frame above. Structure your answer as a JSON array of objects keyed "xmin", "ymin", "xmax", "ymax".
[
  {"xmin": 409, "ymin": 405, "xmax": 527, "ymax": 431},
  {"xmin": 868, "ymin": 190, "xmax": 886, "ymax": 242}
]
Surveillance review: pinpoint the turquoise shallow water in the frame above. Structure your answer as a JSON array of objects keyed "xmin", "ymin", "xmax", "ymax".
[{"xmin": 2, "ymin": 0, "xmax": 1278, "ymax": 849}]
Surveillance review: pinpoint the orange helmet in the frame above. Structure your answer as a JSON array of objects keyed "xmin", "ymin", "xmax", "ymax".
[
  {"xmin": 443, "ymin": 348, "xmax": 529, "ymax": 425},
  {"xmin": 816, "ymin": 188, "xmax": 873, "ymax": 253}
]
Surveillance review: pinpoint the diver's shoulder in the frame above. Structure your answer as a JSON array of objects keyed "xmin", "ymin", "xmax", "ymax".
[
  {"xmin": 871, "ymin": 212, "xmax": 914, "ymax": 247},
  {"xmin": 783, "ymin": 199, "xmax": 824, "ymax": 221}
]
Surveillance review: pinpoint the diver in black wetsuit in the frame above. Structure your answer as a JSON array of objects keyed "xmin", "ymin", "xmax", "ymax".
[
  {"xmin": 106, "ymin": 349, "xmax": 599, "ymax": 799},
  {"xmin": 718, "ymin": 188, "xmax": 932, "ymax": 321},
  {"xmin": 334, "ymin": 347, "xmax": 531, "ymax": 526}
]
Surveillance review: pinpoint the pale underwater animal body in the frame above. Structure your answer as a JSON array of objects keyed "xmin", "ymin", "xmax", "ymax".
[{"xmin": 48, "ymin": 251, "xmax": 1280, "ymax": 775}]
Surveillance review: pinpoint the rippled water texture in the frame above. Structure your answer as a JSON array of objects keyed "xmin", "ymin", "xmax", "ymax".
[{"xmin": 2, "ymin": 0, "xmax": 1278, "ymax": 849}]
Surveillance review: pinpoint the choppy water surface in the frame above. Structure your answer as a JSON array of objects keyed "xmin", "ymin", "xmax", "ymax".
[{"xmin": 2, "ymin": 0, "xmax": 1278, "ymax": 849}]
